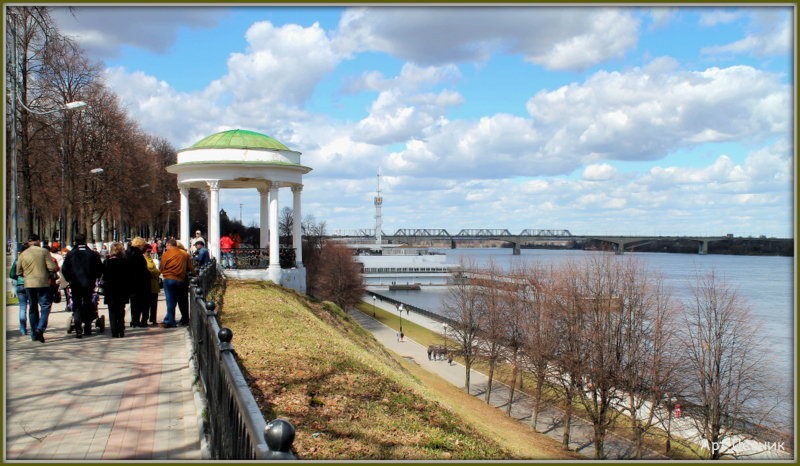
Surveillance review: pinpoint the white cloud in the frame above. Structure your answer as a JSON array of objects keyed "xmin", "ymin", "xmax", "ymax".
[
  {"xmin": 218, "ymin": 21, "xmax": 343, "ymax": 108},
  {"xmin": 526, "ymin": 63, "xmax": 789, "ymax": 164},
  {"xmin": 582, "ymin": 163, "xmax": 617, "ymax": 181},
  {"xmin": 336, "ymin": 7, "xmax": 639, "ymax": 71}
]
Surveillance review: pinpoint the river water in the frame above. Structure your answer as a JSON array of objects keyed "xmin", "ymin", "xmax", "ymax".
[{"xmin": 370, "ymin": 248, "xmax": 795, "ymax": 430}]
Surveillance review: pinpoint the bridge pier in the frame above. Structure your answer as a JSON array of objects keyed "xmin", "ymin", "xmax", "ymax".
[
  {"xmin": 450, "ymin": 238, "xmax": 457, "ymax": 250},
  {"xmin": 699, "ymin": 240, "xmax": 709, "ymax": 255},
  {"xmin": 614, "ymin": 241, "xmax": 626, "ymax": 255},
  {"xmin": 512, "ymin": 242, "xmax": 521, "ymax": 255}
]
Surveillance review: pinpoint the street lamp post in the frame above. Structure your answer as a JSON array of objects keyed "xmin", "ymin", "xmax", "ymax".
[
  {"xmin": 372, "ymin": 295, "xmax": 376, "ymax": 317},
  {"xmin": 165, "ymin": 200, "xmax": 174, "ymax": 237},
  {"xmin": 8, "ymin": 99, "xmax": 88, "ymax": 261},
  {"xmin": 397, "ymin": 304, "xmax": 404, "ymax": 335},
  {"xmin": 443, "ymin": 323, "xmax": 448, "ymax": 354}
]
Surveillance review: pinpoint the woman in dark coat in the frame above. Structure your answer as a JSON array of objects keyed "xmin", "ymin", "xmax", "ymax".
[
  {"xmin": 102, "ymin": 242, "xmax": 131, "ymax": 338},
  {"xmin": 126, "ymin": 237, "xmax": 152, "ymax": 327}
]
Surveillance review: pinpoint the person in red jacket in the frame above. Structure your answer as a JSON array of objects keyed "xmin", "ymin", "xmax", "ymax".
[{"xmin": 220, "ymin": 232, "xmax": 235, "ymax": 268}]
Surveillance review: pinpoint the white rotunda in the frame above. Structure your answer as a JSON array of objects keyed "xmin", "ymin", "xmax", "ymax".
[{"xmin": 166, "ymin": 129, "xmax": 311, "ymax": 292}]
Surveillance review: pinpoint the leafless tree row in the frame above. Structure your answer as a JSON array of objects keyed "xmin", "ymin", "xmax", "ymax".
[
  {"xmin": 442, "ymin": 254, "xmax": 781, "ymax": 459},
  {"xmin": 6, "ymin": 6, "xmax": 190, "ymax": 246}
]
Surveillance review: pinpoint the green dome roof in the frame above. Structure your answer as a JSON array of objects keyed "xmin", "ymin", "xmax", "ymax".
[{"xmin": 186, "ymin": 129, "xmax": 291, "ymax": 151}]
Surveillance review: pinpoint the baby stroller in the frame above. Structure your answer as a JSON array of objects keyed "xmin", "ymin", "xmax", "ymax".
[{"xmin": 66, "ymin": 280, "xmax": 106, "ymax": 334}]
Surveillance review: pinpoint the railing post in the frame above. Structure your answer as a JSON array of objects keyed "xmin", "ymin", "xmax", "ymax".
[
  {"xmin": 218, "ymin": 327, "xmax": 233, "ymax": 352},
  {"xmin": 263, "ymin": 419, "xmax": 297, "ymax": 459}
]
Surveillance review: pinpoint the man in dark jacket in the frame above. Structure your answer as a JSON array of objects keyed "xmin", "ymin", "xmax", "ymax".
[
  {"xmin": 62, "ymin": 233, "xmax": 104, "ymax": 338},
  {"xmin": 126, "ymin": 237, "xmax": 152, "ymax": 327}
]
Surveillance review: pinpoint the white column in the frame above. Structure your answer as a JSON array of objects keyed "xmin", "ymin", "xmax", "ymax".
[
  {"xmin": 292, "ymin": 185, "xmax": 303, "ymax": 267},
  {"xmin": 258, "ymin": 183, "xmax": 270, "ymax": 249},
  {"xmin": 179, "ymin": 186, "xmax": 190, "ymax": 248},
  {"xmin": 269, "ymin": 183, "xmax": 280, "ymax": 270},
  {"xmin": 207, "ymin": 181, "xmax": 221, "ymax": 260}
]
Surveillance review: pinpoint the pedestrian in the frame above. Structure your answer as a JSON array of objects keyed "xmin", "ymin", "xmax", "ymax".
[
  {"xmin": 99, "ymin": 243, "xmax": 109, "ymax": 262},
  {"xmin": 400, "ymin": 330, "xmax": 405, "ymax": 342},
  {"xmin": 102, "ymin": 242, "xmax": 130, "ymax": 338},
  {"xmin": 447, "ymin": 352, "xmax": 453, "ymax": 365},
  {"xmin": 159, "ymin": 238, "xmax": 194, "ymax": 328},
  {"xmin": 16, "ymin": 234, "xmax": 56, "ymax": 343},
  {"xmin": 61, "ymin": 233, "xmax": 104, "ymax": 338},
  {"xmin": 193, "ymin": 240, "xmax": 210, "ymax": 267},
  {"xmin": 9, "ymin": 244, "xmax": 30, "ymax": 335},
  {"xmin": 126, "ymin": 237, "xmax": 152, "ymax": 327},
  {"xmin": 220, "ymin": 232, "xmax": 235, "ymax": 268},
  {"xmin": 190, "ymin": 230, "xmax": 205, "ymax": 255},
  {"xmin": 427, "ymin": 345, "xmax": 433, "ymax": 360},
  {"xmin": 143, "ymin": 248, "xmax": 161, "ymax": 326}
]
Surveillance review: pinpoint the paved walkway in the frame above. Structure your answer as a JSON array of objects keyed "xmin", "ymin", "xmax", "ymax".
[{"xmin": 4, "ymin": 290, "xmax": 203, "ymax": 460}]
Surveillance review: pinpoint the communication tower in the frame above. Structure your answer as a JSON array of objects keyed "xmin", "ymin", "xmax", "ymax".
[{"xmin": 374, "ymin": 170, "xmax": 382, "ymax": 248}]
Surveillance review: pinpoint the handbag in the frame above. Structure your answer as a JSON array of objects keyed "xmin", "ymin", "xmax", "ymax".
[{"xmin": 51, "ymin": 286, "xmax": 62, "ymax": 303}]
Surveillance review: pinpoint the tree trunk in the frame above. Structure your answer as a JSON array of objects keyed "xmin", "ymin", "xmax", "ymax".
[
  {"xmin": 485, "ymin": 358, "xmax": 496, "ymax": 403},
  {"xmin": 531, "ymin": 372, "xmax": 546, "ymax": 431},
  {"xmin": 506, "ymin": 348, "xmax": 519, "ymax": 415},
  {"xmin": 562, "ymin": 397, "xmax": 573, "ymax": 450},
  {"xmin": 464, "ymin": 361, "xmax": 471, "ymax": 394},
  {"xmin": 593, "ymin": 425, "xmax": 606, "ymax": 459}
]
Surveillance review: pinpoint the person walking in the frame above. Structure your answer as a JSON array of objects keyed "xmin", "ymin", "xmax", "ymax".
[
  {"xmin": 16, "ymin": 234, "xmax": 56, "ymax": 343},
  {"xmin": 9, "ymin": 244, "xmax": 30, "ymax": 335},
  {"xmin": 143, "ymin": 248, "xmax": 161, "ymax": 325},
  {"xmin": 102, "ymin": 242, "xmax": 130, "ymax": 338},
  {"xmin": 61, "ymin": 233, "xmax": 104, "ymax": 338},
  {"xmin": 126, "ymin": 237, "xmax": 152, "ymax": 327},
  {"xmin": 159, "ymin": 238, "xmax": 194, "ymax": 328}
]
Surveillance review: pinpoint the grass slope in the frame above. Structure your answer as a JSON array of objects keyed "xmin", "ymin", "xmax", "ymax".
[{"xmin": 218, "ymin": 280, "xmax": 526, "ymax": 460}]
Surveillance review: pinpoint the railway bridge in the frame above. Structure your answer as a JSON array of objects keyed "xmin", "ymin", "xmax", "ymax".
[{"xmin": 329, "ymin": 229, "xmax": 732, "ymax": 255}]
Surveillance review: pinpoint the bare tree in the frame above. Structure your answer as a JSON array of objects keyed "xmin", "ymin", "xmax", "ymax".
[
  {"xmin": 519, "ymin": 265, "xmax": 559, "ymax": 432},
  {"xmin": 469, "ymin": 260, "xmax": 509, "ymax": 404},
  {"xmin": 680, "ymin": 270, "xmax": 774, "ymax": 459},
  {"xmin": 612, "ymin": 259, "xmax": 681, "ymax": 459},
  {"xmin": 502, "ymin": 266, "xmax": 529, "ymax": 416},
  {"xmin": 441, "ymin": 259, "xmax": 482, "ymax": 393},
  {"xmin": 549, "ymin": 260, "xmax": 587, "ymax": 450},
  {"xmin": 311, "ymin": 240, "xmax": 364, "ymax": 310}
]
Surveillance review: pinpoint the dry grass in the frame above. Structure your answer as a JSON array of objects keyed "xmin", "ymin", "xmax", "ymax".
[{"xmin": 217, "ymin": 280, "xmax": 531, "ymax": 460}]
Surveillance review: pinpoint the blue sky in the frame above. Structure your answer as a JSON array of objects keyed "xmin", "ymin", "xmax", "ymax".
[{"xmin": 51, "ymin": 5, "xmax": 794, "ymax": 237}]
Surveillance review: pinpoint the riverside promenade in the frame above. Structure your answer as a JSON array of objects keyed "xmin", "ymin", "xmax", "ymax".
[
  {"xmin": 353, "ymin": 298, "xmax": 794, "ymax": 461},
  {"xmin": 4, "ymin": 292, "xmax": 203, "ymax": 460}
]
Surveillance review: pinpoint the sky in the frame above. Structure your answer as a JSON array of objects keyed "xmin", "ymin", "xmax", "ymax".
[{"xmin": 49, "ymin": 4, "xmax": 795, "ymax": 238}]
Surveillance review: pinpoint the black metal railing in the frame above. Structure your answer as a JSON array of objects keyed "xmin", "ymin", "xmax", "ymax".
[
  {"xmin": 219, "ymin": 247, "xmax": 297, "ymax": 269},
  {"xmin": 189, "ymin": 262, "xmax": 297, "ymax": 460}
]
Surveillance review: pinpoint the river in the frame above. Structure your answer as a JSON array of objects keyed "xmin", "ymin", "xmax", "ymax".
[{"xmin": 369, "ymin": 247, "xmax": 795, "ymax": 431}]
